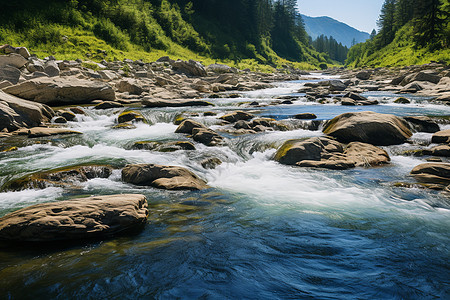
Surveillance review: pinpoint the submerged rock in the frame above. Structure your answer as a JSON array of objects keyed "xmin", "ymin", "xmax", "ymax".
[
  {"xmin": 4, "ymin": 77, "xmax": 115, "ymax": 105},
  {"xmin": 0, "ymin": 194, "xmax": 148, "ymax": 242},
  {"xmin": 132, "ymin": 141, "xmax": 195, "ymax": 152},
  {"xmin": 142, "ymin": 98, "xmax": 213, "ymax": 108},
  {"xmin": 122, "ymin": 164, "xmax": 209, "ymax": 190},
  {"xmin": 323, "ymin": 111, "xmax": 412, "ymax": 146},
  {"xmin": 2, "ymin": 165, "xmax": 113, "ymax": 191}
]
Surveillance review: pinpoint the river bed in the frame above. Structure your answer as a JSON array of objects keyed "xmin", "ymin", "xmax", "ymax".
[{"xmin": 0, "ymin": 75, "xmax": 449, "ymax": 299}]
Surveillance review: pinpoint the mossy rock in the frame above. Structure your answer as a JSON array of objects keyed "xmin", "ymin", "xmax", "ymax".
[
  {"xmin": 1, "ymin": 146, "xmax": 18, "ymax": 153},
  {"xmin": 1, "ymin": 164, "xmax": 113, "ymax": 192},
  {"xmin": 118, "ymin": 110, "xmax": 145, "ymax": 124},
  {"xmin": 174, "ymin": 115, "xmax": 186, "ymax": 125}
]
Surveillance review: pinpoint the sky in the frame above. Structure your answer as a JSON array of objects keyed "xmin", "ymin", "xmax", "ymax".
[{"xmin": 298, "ymin": 0, "xmax": 385, "ymax": 33}]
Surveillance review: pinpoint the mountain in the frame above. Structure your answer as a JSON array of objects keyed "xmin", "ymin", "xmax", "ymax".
[{"xmin": 301, "ymin": 14, "xmax": 370, "ymax": 47}]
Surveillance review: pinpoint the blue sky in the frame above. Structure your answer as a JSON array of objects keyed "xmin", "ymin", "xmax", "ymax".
[{"xmin": 298, "ymin": 0, "xmax": 385, "ymax": 33}]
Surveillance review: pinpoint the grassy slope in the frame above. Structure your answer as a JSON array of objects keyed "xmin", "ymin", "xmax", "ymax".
[
  {"xmin": 346, "ymin": 24, "xmax": 450, "ymax": 68},
  {"xmin": 0, "ymin": 0, "xmax": 324, "ymax": 71}
]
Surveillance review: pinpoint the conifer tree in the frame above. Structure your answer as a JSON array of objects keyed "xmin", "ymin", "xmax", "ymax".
[{"xmin": 414, "ymin": 0, "xmax": 446, "ymax": 47}]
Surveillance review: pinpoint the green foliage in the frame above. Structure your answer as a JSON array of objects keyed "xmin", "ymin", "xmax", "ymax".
[{"xmin": 93, "ymin": 19, "xmax": 130, "ymax": 50}]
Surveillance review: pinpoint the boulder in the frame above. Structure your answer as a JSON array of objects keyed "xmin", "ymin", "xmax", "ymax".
[
  {"xmin": 171, "ymin": 59, "xmax": 207, "ymax": 77},
  {"xmin": 403, "ymin": 116, "xmax": 440, "ymax": 133},
  {"xmin": 117, "ymin": 110, "xmax": 145, "ymax": 123},
  {"xmin": 219, "ymin": 111, "xmax": 255, "ymax": 123},
  {"xmin": 94, "ymin": 101, "xmax": 124, "ymax": 109},
  {"xmin": 342, "ymin": 142, "xmax": 390, "ymax": 167},
  {"xmin": 394, "ymin": 97, "xmax": 410, "ymax": 104},
  {"xmin": 0, "ymin": 53, "xmax": 27, "ymax": 68},
  {"xmin": 432, "ymin": 129, "xmax": 450, "ymax": 144},
  {"xmin": 344, "ymin": 92, "xmax": 368, "ymax": 101},
  {"xmin": 0, "ymin": 45, "xmax": 30, "ymax": 59},
  {"xmin": 323, "ymin": 111, "xmax": 412, "ymax": 146},
  {"xmin": 122, "ymin": 164, "xmax": 208, "ymax": 190},
  {"xmin": 207, "ymin": 64, "xmax": 235, "ymax": 74},
  {"xmin": 142, "ymin": 98, "xmax": 213, "ymax": 107},
  {"xmin": 0, "ymin": 65, "xmax": 21, "ymax": 84},
  {"xmin": 430, "ymin": 145, "xmax": 450, "ymax": 157},
  {"xmin": 274, "ymin": 137, "xmax": 343, "ymax": 165},
  {"xmin": 175, "ymin": 119, "xmax": 208, "ymax": 134},
  {"xmin": 116, "ymin": 79, "xmax": 143, "ymax": 95},
  {"xmin": 4, "ymin": 77, "xmax": 115, "ymax": 105},
  {"xmin": 356, "ymin": 71, "xmax": 371, "ymax": 80},
  {"xmin": 320, "ymin": 80, "xmax": 346, "ymax": 91},
  {"xmin": 44, "ymin": 60, "xmax": 60, "ymax": 77},
  {"xmin": 401, "ymin": 82, "xmax": 424, "ymax": 93},
  {"xmin": 59, "ymin": 110, "xmax": 76, "ymax": 121},
  {"xmin": 201, "ymin": 157, "xmax": 222, "ymax": 169},
  {"xmin": 2, "ymin": 165, "xmax": 113, "ymax": 191},
  {"xmin": 53, "ymin": 116, "xmax": 67, "ymax": 123},
  {"xmin": 401, "ymin": 71, "xmax": 441, "ymax": 86},
  {"xmin": 411, "ymin": 163, "xmax": 450, "ymax": 187},
  {"xmin": 192, "ymin": 127, "xmax": 224, "ymax": 146},
  {"xmin": 0, "ymin": 90, "xmax": 54, "ymax": 132},
  {"xmin": 0, "ymin": 194, "xmax": 148, "ymax": 242},
  {"xmin": 15, "ymin": 127, "xmax": 82, "ymax": 138}
]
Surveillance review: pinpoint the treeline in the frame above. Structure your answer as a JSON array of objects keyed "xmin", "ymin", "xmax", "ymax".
[
  {"xmin": 311, "ymin": 35, "xmax": 348, "ymax": 63},
  {"xmin": 1, "ymin": 0, "xmax": 317, "ymax": 65}
]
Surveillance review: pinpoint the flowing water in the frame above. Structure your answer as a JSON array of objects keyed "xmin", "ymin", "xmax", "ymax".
[{"xmin": 1, "ymin": 75, "xmax": 449, "ymax": 299}]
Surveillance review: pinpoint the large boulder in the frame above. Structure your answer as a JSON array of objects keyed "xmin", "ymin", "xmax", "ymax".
[
  {"xmin": 192, "ymin": 127, "xmax": 224, "ymax": 146},
  {"xmin": 274, "ymin": 137, "xmax": 390, "ymax": 170},
  {"xmin": 4, "ymin": 77, "xmax": 115, "ymax": 105},
  {"xmin": 44, "ymin": 60, "xmax": 60, "ymax": 77},
  {"xmin": 0, "ymin": 53, "xmax": 27, "ymax": 68},
  {"xmin": 432, "ymin": 129, "xmax": 450, "ymax": 144},
  {"xmin": 0, "ymin": 90, "xmax": 54, "ymax": 132},
  {"xmin": 122, "ymin": 164, "xmax": 209, "ymax": 190},
  {"xmin": 116, "ymin": 79, "xmax": 143, "ymax": 95},
  {"xmin": 142, "ymin": 98, "xmax": 212, "ymax": 108},
  {"xmin": 356, "ymin": 71, "xmax": 371, "ymax": 80},
  {"xmin": 400, "ymin": 71, "xmax": 441, "ymax": 86},
  {"xmin": 323, "ymin": 111, "xmax": 412, "ymax": 145},
  {"xmin": 274, "ymin": 137, "xmax": 343, "ymax": 165},
  {"xmin": 207, "ymin": 64, "xmax": 236, "ymax": 74},
  {"xmin": 171, "ymin": 59, "xmax": 207, "ymax": 77},
  {"xmin": 410, "ymin": 163, "xmax": 450, "ymax": 187},
  {"xmin": 320, "ymin": 80, "xmax": 346, "ymax": 91},
  {"xmin": 0, "ymin": 194, "xmax": 148, "ymax": 242}
]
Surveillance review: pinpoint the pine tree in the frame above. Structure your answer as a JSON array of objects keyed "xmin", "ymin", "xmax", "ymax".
[
  {"xmin": 377, "ymin": 0, "xmax": 396, "ymax": 48},
  {"xmin": 414, "ymin": 0, "xmax": 446, "ymax": 47},
  {"xmin": 370, "ymin": 29, "xmax": 377, "ymax": 40}
]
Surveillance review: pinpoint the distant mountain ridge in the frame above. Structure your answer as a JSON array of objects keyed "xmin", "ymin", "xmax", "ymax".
[{"xmin": 301, "ymin": 14, "xmax": 370, "ymax": 47}]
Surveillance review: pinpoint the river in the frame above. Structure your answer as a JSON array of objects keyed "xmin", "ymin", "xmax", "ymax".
[{"xmin": 0, "ymin": 74, "xmax": 449, "ymax": 299}]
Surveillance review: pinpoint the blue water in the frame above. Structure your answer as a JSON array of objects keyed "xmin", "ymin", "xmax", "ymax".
[{"xmin": 0, "ymin": 78, "xmax": 449, "ymax": 299}]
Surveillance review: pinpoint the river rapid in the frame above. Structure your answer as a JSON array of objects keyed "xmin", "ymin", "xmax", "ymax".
[{"xmin": 0, "ymin": 74, "xmax": 449, "ymax": 299}]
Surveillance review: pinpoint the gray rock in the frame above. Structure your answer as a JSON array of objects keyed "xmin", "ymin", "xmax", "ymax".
[
  {"xmin": 44, "ymin": 60, "xmax": 60, "ymax": 77},
  {"xmin": 356, "ymin": 71, "xmax": 371, "ymax": 80},
  {"xmin": 116, "ymin": 79, "xmax": 143, "ymax": 95},
  {"xmin": 403, "ymin": 116, "xmax": 440, "ymax": 133},
  {"xmin": 0, "ymin": 65, "xmax": 21, "ymax": 84},
  {"xmin": 0, "ymin": 53, "xmax": 28, "ymax": 68},
  {"xmin": 171, "ymin": 59, "xmax": 207, "ymax": 77}
]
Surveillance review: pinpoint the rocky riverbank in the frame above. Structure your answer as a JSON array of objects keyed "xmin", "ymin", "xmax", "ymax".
[{"xmin": 1, "ymin": 46, "xmax": 449, "ymax": 243}]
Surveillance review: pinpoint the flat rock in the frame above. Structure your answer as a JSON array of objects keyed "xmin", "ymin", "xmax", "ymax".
[
  {"xmin": 122, "ymin": 164, "xmax": 209, "ymax": 190},
  {"xmin": 323, "ymin": 111, "xmax": 412, "ymax": 146},
  {"xmin": 142, "ymin": 98, "xmax": 213, "ymax": 107},
  {"xmin": 15, "ymin": 127, "xmax": 82, "ymax": 138},
  {"xmin": 4, "ymin": 77, "xmax": 115, "ymax": 105},
  {"xmin": 0, "ymin": 194, "xmax": 148, "ymax": 242}
]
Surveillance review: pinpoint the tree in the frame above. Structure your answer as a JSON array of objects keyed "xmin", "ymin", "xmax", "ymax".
[
  {"xmin": 370, "ymin": 29, "xmax": 377, "ymax": 40},
  {"xmin": 414, "ymin": 0, "xmax": 447, "ymax": 47},
  {"xmin": 377, "ymin": 0, "xmax": 396, "ymax": 48}
]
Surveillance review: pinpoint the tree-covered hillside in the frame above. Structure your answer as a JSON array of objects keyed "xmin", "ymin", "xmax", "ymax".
[
  {"xmin": 346, "ymin": 0, "xmax": 450, "ymax": 68},
  {"xmin": 0, "ymin": 0, "xmax": 335, "ymax": 69}
]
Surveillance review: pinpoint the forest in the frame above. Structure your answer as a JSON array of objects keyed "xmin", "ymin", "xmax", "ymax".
[{"xmin": 346, "ymin": 0, "xmax": 450, "ymax": 67}]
